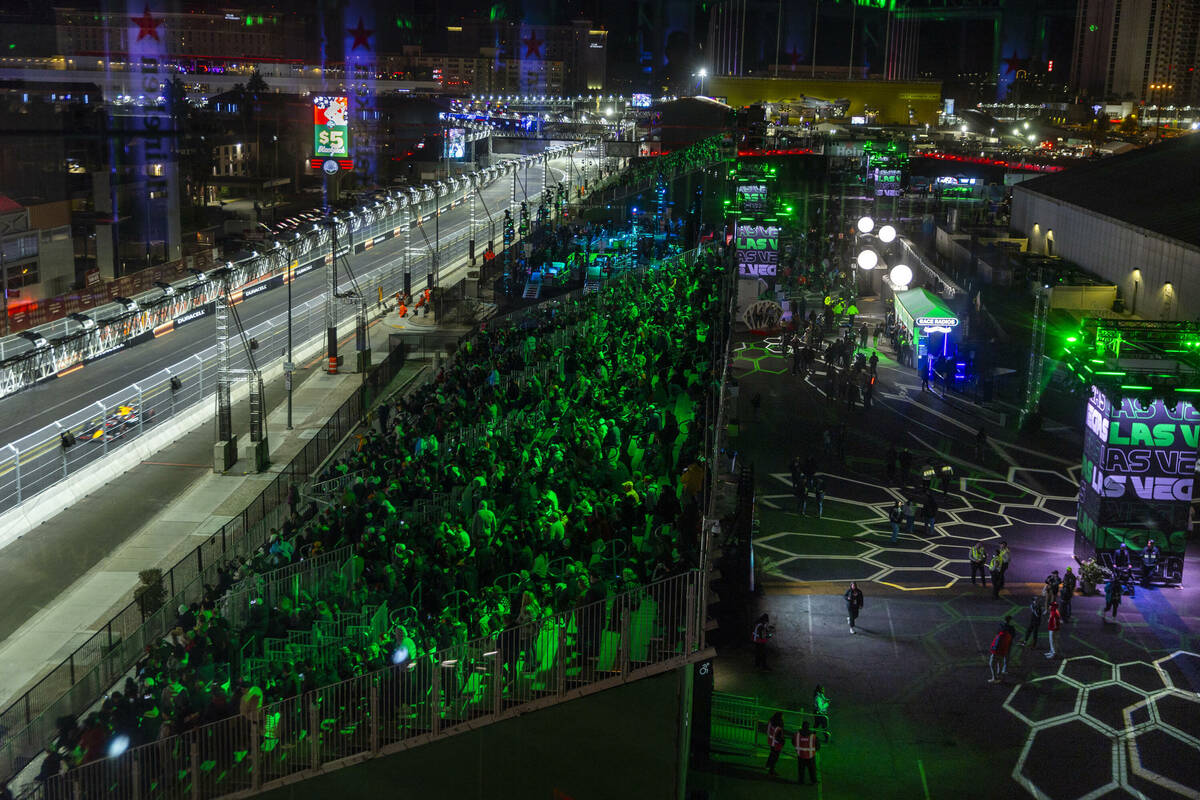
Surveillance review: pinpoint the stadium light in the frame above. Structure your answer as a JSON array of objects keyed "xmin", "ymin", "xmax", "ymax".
[{"xmin": 889, "ymin": 264, "xmax": 913, "ymax": 287}]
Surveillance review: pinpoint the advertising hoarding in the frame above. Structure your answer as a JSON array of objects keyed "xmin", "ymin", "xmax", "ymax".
[
  {"xmin": 735, "ymin": 223, "xmax": 780, "ymax": 278},
  {"xmin": 444, "ymin": 127, "xmax": 466, "ymax": 159},
  {"xmin": 736, "ymin": 184, "xmax": 770, "ymax": 214},
  {"xmin": 1077, "ymin": 387, "xmax": 1197, "ymax": 561},
  {"xmin": 313, "ymin": 96, "xmax": 350, "ymax": 158}
]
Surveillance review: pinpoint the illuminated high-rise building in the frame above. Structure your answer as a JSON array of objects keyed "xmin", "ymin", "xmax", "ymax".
[{"xmin": 1070, "ymin": 0, "xmax": 1200, "ymax": 104}]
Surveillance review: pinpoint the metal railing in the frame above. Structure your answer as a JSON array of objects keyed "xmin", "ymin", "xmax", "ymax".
[
  {"xmin": 0, "ymin": 143, "xmax": 596, "ymax": 372},
  {"xmin": 0, "ymin": 205, "xmax": 541, "ymax": 519},
  {"xmin": 710, "ymin": 692, "xmax": 825, "ymax": 753},
  {"xmin": 0, "ymin": 338, "xmax": 416, "ymax": 785},
  {"xmin": 34, "ymin": 569, "xmax": 703, "ymax": 800}
]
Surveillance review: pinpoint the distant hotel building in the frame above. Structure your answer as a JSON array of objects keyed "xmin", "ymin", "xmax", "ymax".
[{"xmin": 1070, "ymin": 0, "xmax": 1200, "ymax": 104}]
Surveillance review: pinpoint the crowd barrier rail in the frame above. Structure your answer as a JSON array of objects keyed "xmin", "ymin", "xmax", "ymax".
[
  {"xmin": 0, "ymin": 342, "xmax": 415, "ymax": 785},
  {"xmin": 34, "ymin": 569, "xmax": 703, "ymax": 800}
]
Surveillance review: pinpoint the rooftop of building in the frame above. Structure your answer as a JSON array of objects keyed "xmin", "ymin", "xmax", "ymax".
[{"xmin": 1014, "ymin": 133, "xmax": 1200, "ymax": 250}]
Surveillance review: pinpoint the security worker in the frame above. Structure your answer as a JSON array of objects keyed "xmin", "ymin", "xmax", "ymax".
[
  {"xmin": 989, "ymin": 548, "xmax": 1006, "ymax": 598},
  {"xmin": 794, "ymin": 721, "xmax": 820, "ymax": 785},
  {"xmin": 765, "ymin": 711, "xmax": 785, "ymax": 776},
  {"xmin": 752, "ymin": 613, "xmax": 772, "ymax": 671},
  {"xmin": 1141, "ymin": 540, "xmax": 1160, "ymax": 586},
  {"xmin": 970, "ymin": 541, "xmax": 988, "ymax": 586}
]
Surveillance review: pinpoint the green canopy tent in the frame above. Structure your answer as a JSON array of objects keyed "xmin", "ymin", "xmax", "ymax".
[{"xmin": 893, "ymin": 288, "xmax": 960, "ymax": 367}]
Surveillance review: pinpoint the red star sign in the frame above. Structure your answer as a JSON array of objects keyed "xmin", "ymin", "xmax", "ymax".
[
  {"xmin": 788, "ymin": 47, "xmax": 802, "ymax": 67},
  {"xmin": 347, "ymin": 17, "xmax": 373, "ymax": 51},
  {"xmin": 1002, "ymin": 52, "xmax": 1025, "ymax": 74},
  {"xmin": 523, "ymin": 31, "xmax": 544, "ymax": 58},
  {"xmin": 130, "ymin": 4, "xmax": 162, "ymax": 42}
]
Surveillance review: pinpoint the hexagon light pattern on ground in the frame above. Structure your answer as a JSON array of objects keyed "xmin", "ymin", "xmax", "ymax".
[
  {"xmin": 756, "ymin": 463, "xmax": 1082, "ymax": 589},
  {"xmin": 1005, "ymin": 651, "xmax": 1200, "ymax": 799}
]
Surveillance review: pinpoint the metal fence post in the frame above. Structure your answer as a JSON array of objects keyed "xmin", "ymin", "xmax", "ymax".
[
  {"xmin": 135, "ymin": 385, "xmax": 144, "ymax": 436},
  {"xmin": 557, "ymin": 618, "xmax": 567, "ymax": 697},
  {"xmin": 309, "ymin": 699, "xmax": 321, "ymax": 770},
  {"xmin": 430, "ymin": 661, "xmax": 441, "ymax": 736},
  {"xmin": 369, "ymin": 683, "xmax": 380, "ymax": 754},
  {"xmin": 97, "ymin": 401, "xmax": 108, "ymax": 456},
  {"xmin": 619, "ymin": 607, "xmax": 631, "ymax": 676},
  {"xmin": 492, "ymin": 642, "xmax": 503, "ymax": 716},
  {"xmin": 190, "ymin": 739, "xmax": 200, "ymax": 800},
  {"xmin": 131, "ymin": 755, "xmax": 141, "ymax": 800},
  {"xmin": 685, "ymin": 581, "xmax": 698, "ymax": 654},
  {"xmin": 250, "ymin": 717, "xmax": 262, "ymax": 791},
  {"xmin": 9, "ymin": 443, "xmax": 22, "ymax": 503}
]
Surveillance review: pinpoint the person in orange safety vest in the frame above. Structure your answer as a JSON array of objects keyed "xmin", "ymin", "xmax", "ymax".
[
  {"xmin": 765, "ymin": 711, "xmax": 785, "ymax": 776},
  {"xmin": 794, "ymin": 721, "xmax": 820, "ymax": 785}
]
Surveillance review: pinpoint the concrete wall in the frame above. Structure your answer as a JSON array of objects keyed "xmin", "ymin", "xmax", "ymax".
[
  {"xmin": 1011, "ymin": 188, "xmax": 1200, "ymax": 320},
  {"xmin": 253, "ymin": 670, "xmax": 687, "ymax": 800}
]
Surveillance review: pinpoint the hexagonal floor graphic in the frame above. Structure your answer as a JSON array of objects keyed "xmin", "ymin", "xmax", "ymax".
[
  {"xmin": 1005, "ymin": 651, "xmax": 1200, "ymax": 799},
  {"xmin": 756, "ymin": 455, "xmax": 1084, "ymax": 589}
]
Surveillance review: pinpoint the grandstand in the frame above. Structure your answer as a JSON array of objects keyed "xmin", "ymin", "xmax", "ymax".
[{"xmin": 21, "ymin": 238, "xmax": 731, "ymax": 799}]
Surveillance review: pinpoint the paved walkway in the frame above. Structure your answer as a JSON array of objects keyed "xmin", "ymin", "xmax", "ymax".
[
  {"xmin": 690, "ymin": 299, "xmax": 1200, "ymax": 799},
  {"xmin": 0, "ymin": 309, "xmax": 447, "ymax": 709}
]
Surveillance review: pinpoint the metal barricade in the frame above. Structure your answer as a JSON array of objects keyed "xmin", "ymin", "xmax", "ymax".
[{"xmin": 34, "ymin": 570, "xmax": 702, "ymax": 800}]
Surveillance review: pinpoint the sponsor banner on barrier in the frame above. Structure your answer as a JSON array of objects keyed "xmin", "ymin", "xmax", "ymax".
[
  {"xmin": 83, "ymin": 330, "xmax": 156, "ymax": 365},
  {"xmin": 173, "ymin": 303, "xmax": 214, "ymax": 328},
  {"xmin": 243, "ymin": 275, "xmax": 284, "ymax": 301},
  {"xmin": 295, "ymin": 260, "xmax": 319, "ymax": 278}
]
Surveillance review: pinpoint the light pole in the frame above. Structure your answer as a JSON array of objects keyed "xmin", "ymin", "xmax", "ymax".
[
  {"xmin": 696, "ymin": 68, "xmax": 708, "ymax": 96},
  {"xmin": 285, "ymin": 237, "xmax": 296, "ymax": 430}
]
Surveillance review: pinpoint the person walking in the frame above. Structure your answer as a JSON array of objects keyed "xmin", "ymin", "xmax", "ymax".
[
  {"xmin": 903, "ymin": 498, "xmax": 916, "ymax": 534},
  {"xmin": 923, "ymin": 495, "xmax": 939, "ymax": 536},
  {"xmin": 1045, "ymin": 601, "xmax": 1062, "ymax": 659},
  {"xmin": 868, "ymin": 350, "xmax": 879, "ymax": 377},
  {"xmin": 752, "ymin": 613, "xmax": 772, "ymax": 670},
  {"xmin": 1019, "ymin": 596, "xmax": 1044, "ymax": 649},
  {"xmin": 969, "ymin": 541, "xmax": 988, "ymax": 586},
  {"xmin": 888, "ymin": 501, "xmax": 903, "ymax": 543},
  {"xmin": 844, "ymin": 582, "xmax": 864, "ymax": 634},
  {"xmin": 974, "ymin": 426, "xmax": 988, "ymax": 460},
  {"xmin": 794, "ymin": 474, "xmax": 809, "ymax": 516},
  {"xmin": 1103, "ymin": 574, "xmax": 1123, "ymax": 621},
  {"xmin": 988, "ymin": 616, "xmax": 1016, "ymax": 683},
  {"xmin": 765, "ymin": 711, "xmax": 786, "ymax": 776},
  {"xmin": 1060, "ymin": 567, "xmax": 1076, "ymax": 622},
  {"xmin": 794, "ymin": 721, "xmax": 820, "ymax": 785},
  {"xmin": 813, "ymin": 476, "xmax": 826, "ymax": 518}
]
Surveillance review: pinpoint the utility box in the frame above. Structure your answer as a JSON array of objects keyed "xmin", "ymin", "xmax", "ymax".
[
  {"xmin": 213, "ymin": 435, "xmax": 238, "ymax": 473},
  {"xmin": 242, "ymin": 437, "xmax": 270, "ymax": 473}
]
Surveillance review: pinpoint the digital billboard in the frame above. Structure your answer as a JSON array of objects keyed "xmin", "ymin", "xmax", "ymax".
[
  {"xmin": 735, "ymin": 223, "xmax": 780, "ymax": 278},
  {"xmin": 1077, "ymin": 386, "xmax": 1197, "ymax": 559},
  {"xmin": 313, "ymin": 96, "xmax": 350, "ymax": 158},
  {"xmin": 444, "ymin": 127, "xmax": 466, "ymax": 159},
  {"xmin": 736, "ymin": 184, "xmax": 769, "ymax": 214}
]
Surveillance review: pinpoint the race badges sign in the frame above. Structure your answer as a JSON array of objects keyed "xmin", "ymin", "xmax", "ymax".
[
  {"xmin": 314, "ymin": 96, "xmax": 351, "ymax": 158},
  {"xmin": 1077, "ymin": 386, "xmax": 1198, "ymax": 557},
  {"xmin": 735, "ymin": 223, "xmax": 780, "ymax": 279}
]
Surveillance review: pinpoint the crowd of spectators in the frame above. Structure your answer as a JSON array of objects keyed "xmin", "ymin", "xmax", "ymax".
[{"xmin": 33, "ymin": 243, "xmax": 725, "ymax": 792}]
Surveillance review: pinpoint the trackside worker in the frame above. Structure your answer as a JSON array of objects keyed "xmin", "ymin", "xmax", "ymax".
[
  {"xmin": 794, "ymin": 721, "xmax": 820, "ymax": 785},
  {"xmin": 765, "ymin": 711, "xmax": 785, "ymax": 776}
]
